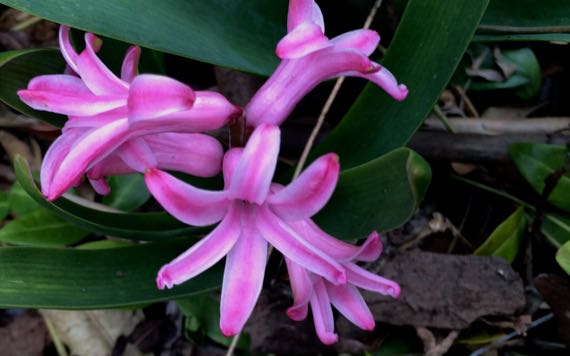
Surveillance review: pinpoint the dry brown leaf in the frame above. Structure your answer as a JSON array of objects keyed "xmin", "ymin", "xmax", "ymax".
[
  {"xmin": 0, "ymin": 130, "xmax": 42, "ymax": 171},
  {"xmin": 40, "ymin": 309, "xmax": 146, "ymax": 356}
]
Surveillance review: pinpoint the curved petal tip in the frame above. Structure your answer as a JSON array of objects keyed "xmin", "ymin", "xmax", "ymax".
[{"xmin": 156, "ymin": 265, "xmax": 175, "ymax": 289}]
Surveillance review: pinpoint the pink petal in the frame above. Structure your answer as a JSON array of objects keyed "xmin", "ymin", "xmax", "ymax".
[
  {"xmin": 64, "ymin": 106, "xmax": 128, "ymax": 131},
  {"xmin": 287, "ymin": 0, "xmax": 325, "ymax": 32},
  {"xmin": 228, "ymin": 124, "xmax": 280, "ymax": 204},
  {"xmin": 58, "ymin": 25, "xmax": 79, "ymax": 72},
  {"xmin": 220, "ymin": 205, "xmax": 268, "ymax": 336},
  {"xmin": 310, "ymin": 279, "xmax": 338, "ymax": 345},
  {"xmin": 289, "ymin": 219, "xmax": 382, "ymax": 262},
  {"xmin": 120, "ymin": 46, "xmax": 141, "ymax": 83},
  {"xmin": 257, "ymin": 207, "xmax": 346, "ymax": 285},
  {"xmin": 345, "ymin": 263, "xmax": 401, "ymax": 298},
  {"xmin": 88, "ymin": 177, "xmax": 111, "ymax": 196},
  {"xmin": 47, "ymin": 119, "xmax": 132, "ymax": 200},
  {"xmin": 76, "ymin": 33, "xmax": 129, "ymax": 96},
  {"xmin": 129, "ymin": 91, "xmax": 240, "ymax": 136},
  {"xmin": 222, "ymin": 148, "xmax": 243, "ymax": 189},
  {"xmin": 330, "ymin": 29, "xmax": 380, "ymax": 56},
  {"xmin": 348, "ymin": 64, "xmax": 409, "ymax": 101},
  {"xmin": 246, "ymin": 48, "xmax": 376, "ymax": 127},
  {"xmin": 285, "ymin": 258, "xmax": 312, "ymax": 321},
  {"xmin": 268, "ymin": 153, "xmax": 339, "ymax": 220},
  {"xmin": 117, "ymin": 138, "xmax": 157, "ymax": 172},
  {"xmin": 40, "ymin": 128, "xmax": 89, "ymax": 198},
  {"xmin": 87, "ymin": 154, "xmax": 132, "ymax": 179},
  {"xmin": 156, "ymin": 204, "xmax": 240, "ymax": 289},
  {"xmin": 18, "ymin": 75, "xmax": 126, "ymax": 116},
  {"xmin": 326, "ymin": 283, "xmax": 375, "ymax": 331},
  {"xmin": 276, "ymin": 22, "xmax": 330, "ymax": 59},
  {"xmin": 128, "ymin": 74, "xmax": 195, "ymax": 121},
  {"xmin": 144, "ymin": 168, "xmax": 228, "ymax": 226},
  {"xmin": 145, "ymin": 133, "xmax": 224, "ymax": 177}
]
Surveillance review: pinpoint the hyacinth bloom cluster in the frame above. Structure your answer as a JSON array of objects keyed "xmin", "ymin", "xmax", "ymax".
[
  {"xmin": 18, "ymin": 0, "xmax": 408, "ymax": 345},
  {"xmin": 18, "ymin": 26, "xmax": 240, "ymax": 200},
  {"xmin": 246, "ymin": 0, "xmax": 408, "ymax": 127}
]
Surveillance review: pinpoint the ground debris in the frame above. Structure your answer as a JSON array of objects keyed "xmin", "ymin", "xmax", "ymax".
[
  {"xmin": 366, "ymin": 250, "xmax": 526, "ymax": 329},
  {"xmin": 0, "ymin": 310, "xmax": 49, "ymax": 356}
]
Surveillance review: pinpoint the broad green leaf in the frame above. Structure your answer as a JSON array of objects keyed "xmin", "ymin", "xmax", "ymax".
[
  {"xmin": 8, "ymin": 181, "xmax": 41, "ymax": 217},
  {"xmin": 315, "ymin": 148, "xmax": 431, "ymax": 239},
  {"xmin": 479, "ymin": 0, "xmax": 570, "ymax": 33},
  {"xmin": 473, "ymin": 33, "xmax": 570, "ymax": 43},
  {"xmin": 0, "ymin": 239, "xmax": 221, "ymax": 308},
  {"xmin": 476, "ymin": 0, "xmax": 570, "ymax": 42},
  {"xmin": 474, "ymin": 207, "xmax": 526, "ymax": 262},
  {"xmin": 0, "ymin": 192, "xmax": 9, "ymax": 221},
  {"xmin": 556, "ymin": 241, "xmax": 570, "ymax": 276},
  {"xmin": 0, "ymin": 209, "xmax": 87, "ymax": 247},
  {"xmin": 0, "ymin": 49, "xmax": 66, "ymax": 127},
  {"xmin": 102, "ymin": 175, "xmax": 151, "ymax": 212},
  {"xmin": 0, "ymin": 0, "xmax": 286, "ymax": 75},
  {"xmin": 509, "ymin": 143, "xmax": 570, "ymax": 212},
  {"xmin": 542, "ymin": 214, "xmax": 570, "ymax": 247},
  {"xmin": 177, "ymin": 295, "xmax": 248, "ymax": 348},
  {"xmin": 311, "ymin": 0, "xmax": 489, "ymax": 169},
  {"xmin": 14, "ymin": 156, "xmax": 205, "ymax": 240}
]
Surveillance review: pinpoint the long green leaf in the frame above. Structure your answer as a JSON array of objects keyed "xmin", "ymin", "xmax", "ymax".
[
  {"xmin": 0, "ymin": 209, "xmax": 88, "ymax": 247},
  {"xmin": 0, "ymin": 49, "xmax": 66, "ymax": 127},
  {"xmin": 315, "ymin": 148, "xmax": 431, "ymax": 239},
  {"xmin": 0, "ymin": 239, "xmax": 221, "ymax": 308},
  {"xmin": 0, "ymin": 0, "xmax": 286, "ymax": 75},
  {"xmin": 474, "ymin": 207, "xmax": 526, "ymax": 262},
  {"xmin": 556, "ymin": 241, "xmax": 570, "ymax": 276},
  {"xmin": 311, "ymin": 0, "xmax": 490, "ymax": 169},
  {"xmin": 509, "ymin": 143, "xmax": 570, "ymax": 212},
  {"xmin": 543, "ymin": 214, "xmax": 570, "ymax": 247},
  {"xmin": 14, "ymin": 156, "xmax": 205, "ymax": 240}
]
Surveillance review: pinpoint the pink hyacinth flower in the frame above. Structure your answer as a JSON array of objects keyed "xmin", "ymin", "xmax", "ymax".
[
  {"xmin": 145, "ymin": 124, "xmax": 347, "ymax": 336},
  {"xmin": 246, "ymin": 0, "xmax": 408, "ymax": 127},
  {"xmin": 285, "ymin": 232, "xmax": 400, "ymax": 344},
  {"xmin": 17, "ymin": 26, "xmax": 240, "ymax": 200}
]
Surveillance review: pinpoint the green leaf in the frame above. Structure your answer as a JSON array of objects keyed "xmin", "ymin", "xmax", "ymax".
[
  {"xmin": 311, "ymin": 0, "xmax": 490, "ymax": 169},
  {"xmin": 0, "ymin": 239, "xmax": 221, "ymax": 308},
  {"xmin": 509, "ymin": 143, "xmax": 570, "ymax": 212},
  {"xmin": 14, "ymin": 156, "xmax": 205, "ymax": 240},
  {"xmin": 503, "ymin": 48, "xmax": 541, "ymax": 99},
  {"xmin": 479, "ymin": 0, "xmax": 570, "ymax": 33},
  {"xmin": 0, "ymin": 49, "xmax": 66, "ymax": 127},
  {"xmin": 542, "ymin": 213, "xmax": 570, "ymax": 247},
  {"xmin": 8, "ymin": 181, "xmax": 41, "ymax": 217},
  {"xmin": 177, "ymin": 295, "xmax": 248, "ymax": 348},
  {"xmin": 0, "ymin": 0, "xmax": 286, "ymax": 75},
  {"xmin": 315, "ymin": 148, "xmax": 431, "ymax": 239},
  {"xmin": 473, "ymin": 33, "xmax": 570, "ymax": 43},
  {"xmin": 476, "ymin": 0, "xmax": 570, "ymax": 42},
  {"xmin": 556, "ymin": 241, "xmax": 570, "ymax": 276},
  {"xmin": 102, "ymin": 175, "xmax": 151, "ymax": 212},
  {"xmin": 474, "ymin": 207, "xmax": 527, "ymax": 262},
  {"xmin": 0, "ymin": 192, "xmax": 9, "ymax": 221},
  {"xmin": 76, "ymin": 240, "xmax": 133, "ymax": 250},
  {"xmin": 0, "ymin": 209, "xmax": 88, "ymax": 247}
]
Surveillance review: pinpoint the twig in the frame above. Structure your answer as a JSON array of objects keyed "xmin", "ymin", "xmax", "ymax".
[
  {"xmin": 469, "ymin": 313, "xmax": 554, "ymax": 356},
  {"xmin": 416, "ymin": 327, "xmax": 459, "ymax": 356},
  {"xmin": 432, "ymin": 105, "xmax": 457, "ymax": 133},
  {"xmin": 423, "ymin": 117, "xmax": 570, "ymax": 135},
  {"xmin": 10, "ymin": 16, "xmax": 42, "ymax": 31},
  {"xmin": 41, "ymin": 313, "xmax": 69, "ymax": 356},
  {"xmin": 225, "ymin": 332, "xmax": 240, "ymax": 356},
  {"xmin": 226, "ymin": 2, "xmax": 385, "ymax": 354}
]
